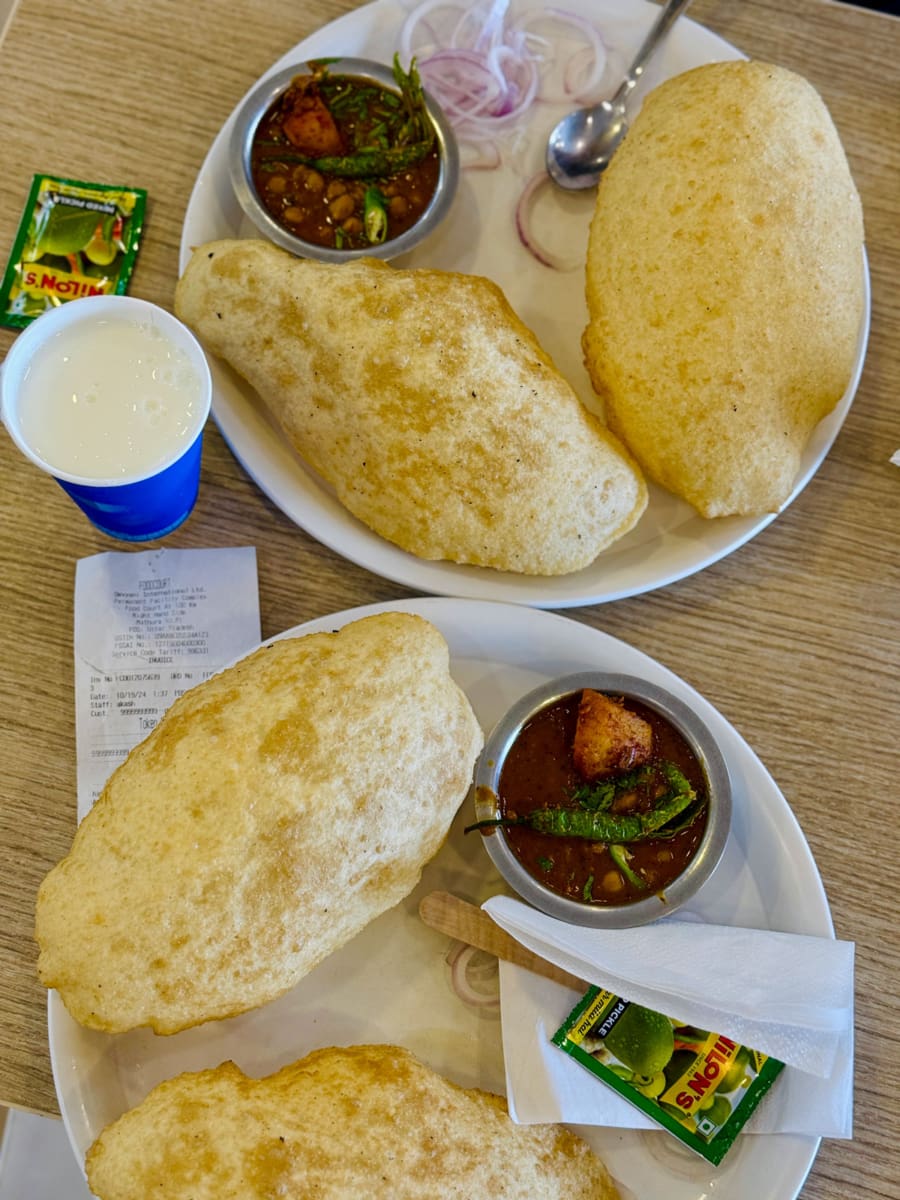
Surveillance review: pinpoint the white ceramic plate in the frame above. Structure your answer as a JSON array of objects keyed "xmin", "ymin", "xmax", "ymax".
[
  {"xmin": 179, "ymin": 0, "xmax": 869, "ymax": 609},
  {"xmin": 50, "ymin": 597, "xmax": 831, "ymax": 1199}
]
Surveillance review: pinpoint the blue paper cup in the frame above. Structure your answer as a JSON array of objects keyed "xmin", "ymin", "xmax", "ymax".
[{"xmin": 1, "ymin": 295, "xmax": 212, "ymax": 541}]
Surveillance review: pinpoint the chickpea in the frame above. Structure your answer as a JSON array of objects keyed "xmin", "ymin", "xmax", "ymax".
[
  {"xmin": 326, "ymin": 179, "xmax": 348, "ymax": 199},
  {"xmin": 341, "ymin": 217, "xmax": 363, "ymax": 235},
  {"xmin": 601, "ymin": 870, "xmax": 625, "ymax": 893},
  {"xmin": 283, "ymin": 206, "xmax": 306, "ymax": 224},
  {"xmin": 657, "ymin": 848, "xmax": 674, "ymax": 863},
  {"xmin": 291, "ymin": 165, "xmax": 310, "ymax": 185},
  {"xmin": 328, "ymin": 193, "xmax": 356, "ymax": 222},
  {"xmin": 267, "ymin": 175, "xmax": 288, "ymax": 194},
  {"xmin": 304, "ymin": 170, "xmax": 325, "ymax": 193},
  {"xmin": 388, "ymin": 195, "xmax": 409, "ymax": 219}
]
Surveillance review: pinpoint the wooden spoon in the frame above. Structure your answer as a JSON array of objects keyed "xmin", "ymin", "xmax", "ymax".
[{"xmin": 418, "ymin": 891, "xmax": 586, "ymax": 992}]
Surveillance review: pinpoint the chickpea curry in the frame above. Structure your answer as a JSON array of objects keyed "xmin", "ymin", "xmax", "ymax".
[
  {"xmin": 468, "ymin": 689, "xmax": 709, "ymax": 907},
  {"xmin": 249, "ymin": 56, "xmax": 440, "ymax": 251}
]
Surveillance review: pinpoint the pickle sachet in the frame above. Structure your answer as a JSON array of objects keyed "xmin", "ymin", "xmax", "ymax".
[
  {"xmin": 552, "ymin": 985, "xmax": 784, "ymax": 1165},
  {"xmin": 0, "ymin": 174, "xmax": 147, "ymax": 329}
]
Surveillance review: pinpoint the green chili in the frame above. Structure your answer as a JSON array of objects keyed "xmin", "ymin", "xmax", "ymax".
[
  {"xmin": 609, "ymin": 844, "xmax": 646, "ymax": 890},
  {"xmin": 257, "ymin": 140, "xmax": 434, "ymax": 178},
  {"xmin": 364, "ymin": 187, "xmax": 388, "ymax": 243},
  {"xmin": 465, "ymin": 769, "xmax": 699, "ymax": 843},
  {"xmin": 658, "ymin": 761, "xmax": 693, "ymax": 795},
  {"xmin": 530, "ymin": 786, "xmax": 695, "ymax": 840},
  {"xmin": 649, "ymin": 797, "xmax": 707, "ymax": 839}
]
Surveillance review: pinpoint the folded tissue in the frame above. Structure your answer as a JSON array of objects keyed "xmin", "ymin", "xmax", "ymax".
[{"xmin": 483, "ymin": 895, "xmax": 854, "ymax": 1138}]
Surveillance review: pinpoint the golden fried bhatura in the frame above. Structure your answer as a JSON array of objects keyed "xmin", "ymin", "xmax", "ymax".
[
  {"xmin": 175, "ymin": 239, "xmax": 647, "ymax": 574},
  {"xmin": 85, "ymin": 1045, "xmax": 621, "ymax": 1200},
  {"xmin": 35, "ymin": 614, "xmax": 482, "ymax": 1034},
  {"xmin": 583, "ymin": 61, "xmax": 865, "ymax": 517}
]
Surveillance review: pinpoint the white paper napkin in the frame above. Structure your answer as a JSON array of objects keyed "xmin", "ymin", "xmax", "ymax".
[{"xmin": 484, "ymin": 895, "xmax": 854, "ymax": 1137}]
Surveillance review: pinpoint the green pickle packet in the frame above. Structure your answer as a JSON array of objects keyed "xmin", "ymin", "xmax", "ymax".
[
  {"xmin": 552, "ymin": 985, "xmax": 785, "ymax": 1166},
  {"xmin": 1, "ymin": 174, "xmax": 147, "ymax": 329}
]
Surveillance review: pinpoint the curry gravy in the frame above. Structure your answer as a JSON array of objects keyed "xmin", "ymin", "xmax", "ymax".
[
  {"xmin": 250, "ymin": 70, "xmax": 439, "ymax": 251},
  {"xmin": 498, "ymin": 691, "xmax": 708, "ymax": 906}
]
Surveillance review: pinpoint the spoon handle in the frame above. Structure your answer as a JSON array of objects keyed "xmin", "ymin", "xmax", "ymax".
[
  {"xmin": 612, "ymin": 0, "xmax": 694, "ymax": 108},
  {"xmin": 418, "ymin": 890, "xmax": 587, "ymax": 992}
]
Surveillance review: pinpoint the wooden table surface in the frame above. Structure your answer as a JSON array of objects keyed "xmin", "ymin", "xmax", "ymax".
[{"xmin": 0, "ymin": 0, "xmax": 897, "ymax": 1196}]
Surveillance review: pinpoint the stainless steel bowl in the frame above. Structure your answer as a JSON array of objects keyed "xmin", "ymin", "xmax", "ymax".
[
  {"xmin": 473, "ymin": 671, "xmax": 732, "ymax": 928},
  {"xmin": 229, "ymin": 57, "xmax": 459, "ymax": 263}
]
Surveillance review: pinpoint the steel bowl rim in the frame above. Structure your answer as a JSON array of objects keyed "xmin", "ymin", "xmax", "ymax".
[
  {"xmin": 228, "ymin": 57, "xmax": 460, "ymax": 263},
  {"xmin": 474, "ymin": 671, "xmax": 733, "ymax": 929}
]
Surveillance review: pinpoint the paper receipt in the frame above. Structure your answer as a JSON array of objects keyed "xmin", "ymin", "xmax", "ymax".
[{"xmin": 74, "ymin": 547, "xmax": 261, "ymax": 821}]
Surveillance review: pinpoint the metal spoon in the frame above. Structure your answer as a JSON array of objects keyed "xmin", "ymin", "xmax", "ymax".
[{"xmin": 546, "ymin": 0, "xmax": 693, "ymax": 189}]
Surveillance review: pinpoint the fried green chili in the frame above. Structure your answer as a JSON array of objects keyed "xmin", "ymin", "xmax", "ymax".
[{"xmin": 465, "ymin": 761, "xmax": 701, "ymax": 844}]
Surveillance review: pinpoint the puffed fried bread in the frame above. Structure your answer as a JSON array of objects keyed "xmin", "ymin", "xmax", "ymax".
[
  {"xmin": 85, "ymin": 1044, "xmax": 621, "ymax": 1200},
  {"xmin": 175, "ymin": 239, "xmax": 647, "ymax": 575},
  {"xmin": 35, "ymin": 613, "xmax": 482, "ymax": 1034},
  {"xmin": 583, "ymin": 60, "xmax": 865, "ymax": 517}
]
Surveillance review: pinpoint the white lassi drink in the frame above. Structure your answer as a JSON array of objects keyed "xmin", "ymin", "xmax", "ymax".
[{"xmin": 17, "ymin": 314, "xmax": 205, "ymax": 480}]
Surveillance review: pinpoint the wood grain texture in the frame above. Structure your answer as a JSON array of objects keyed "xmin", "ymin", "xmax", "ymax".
[{"xmin": 0, "ymin": 2, "xmax": 897, "ymax": 1198}]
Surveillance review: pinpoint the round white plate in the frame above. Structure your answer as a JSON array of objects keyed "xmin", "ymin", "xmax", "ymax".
[
  {"xmin": 50, "ymin": 597, "xmax": 831, "ymax": 1199},
  {"xmin": 179, "ymin": 0, "xmax": 869, "ymax": 609}
]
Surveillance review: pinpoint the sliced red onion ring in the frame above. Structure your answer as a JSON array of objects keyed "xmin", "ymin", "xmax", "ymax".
[
  {"xmin": 400, "ymin": 0, "xmax": 610, "ymax": 163},
  {"xmin": 516, "ymin": 7, "xmax": 610, "ymax": 102},
  {"xmin": 515, "ymin": 170, "xmax": 586, "ymax": 272},
  {"xmin": 446, "ymin": 940, "xmax": 501, "ymax": 1009}
]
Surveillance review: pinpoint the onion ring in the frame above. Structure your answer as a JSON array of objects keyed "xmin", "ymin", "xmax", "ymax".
[
  {"xmin": 400, "ymin": 0, "xmax": 609, "ymax": 153},
  {"xmin": 446, "ymin": 941, "xmax": 501, "ymax": 1009},
  {"xmin": 515, "ymin": 170, "xmax": 586, "ymax": 272}
]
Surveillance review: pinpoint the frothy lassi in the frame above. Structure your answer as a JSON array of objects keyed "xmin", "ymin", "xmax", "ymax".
[{"xmin": 17, "ymin": 314, "xmax": 205, "ymax": 479}]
